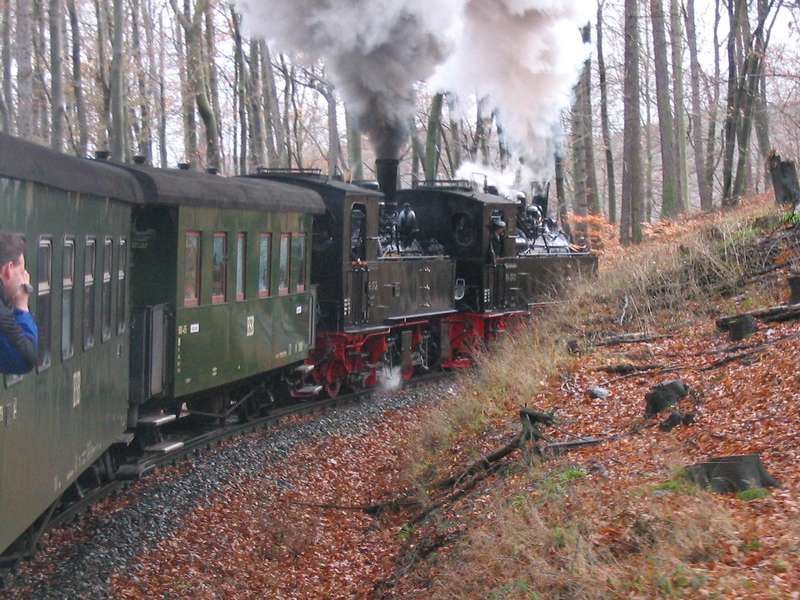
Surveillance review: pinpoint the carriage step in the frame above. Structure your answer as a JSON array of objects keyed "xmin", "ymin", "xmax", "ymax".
[
  {"xmin": 144, "ymin": 440, "xmax": 184, "ymax": 454},
  {"xmin": 137, "ymin": 412, "xmax": 177, "ymax": 427},
  {"xmin": 292, "ymin": 385, "xmax": 323, "ymax": 398},
  {"xmin": 294, "ymin": 363, "xmax": 315, "ymax": 375}
]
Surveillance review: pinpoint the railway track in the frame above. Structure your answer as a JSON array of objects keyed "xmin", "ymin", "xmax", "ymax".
[{"xmin": 0, "ymin": 372, "xmax": 451, "ymax": 583}]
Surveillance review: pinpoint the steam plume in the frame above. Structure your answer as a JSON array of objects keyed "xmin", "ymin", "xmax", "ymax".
[
  {"xmin": 433, "ymin": 0, "xmax": 593, "ymax": 166},
  {"xmin": 234, "ymin": 0, "xmax": 459, "ymax": 158},
  {"xmin": 234, "ymin": 0, "xmax": 591, "ymax": 163}
]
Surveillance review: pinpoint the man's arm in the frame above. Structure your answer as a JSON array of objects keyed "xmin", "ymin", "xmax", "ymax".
[{"xmin": 0, "ymin": 302, "xmax": 38, "ymax": 374}]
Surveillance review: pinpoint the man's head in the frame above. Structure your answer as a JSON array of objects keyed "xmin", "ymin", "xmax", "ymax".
[{"xmin": 0, "ymin": 232, "xmax": 27, "ymax": 299}]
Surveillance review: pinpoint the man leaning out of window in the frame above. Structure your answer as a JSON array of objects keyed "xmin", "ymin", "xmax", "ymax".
[{"xmin": 0, "ymin": 232, "xmax": 38, "ymax": 374}]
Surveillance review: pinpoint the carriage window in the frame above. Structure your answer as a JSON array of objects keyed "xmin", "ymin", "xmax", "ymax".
[
  {"xmin": 184, "ymin": 232, "xmax": 200, "ymax": 307},
  {"xmin": 117, "ymin": 238, "xmax": 127, "ymax": 333},
  {"xmin": 350, "ymin": 204, "xmax": 367, "ymax": 262},
  {"xmin": 278, "ymin": 234, "xmax": 290, "ymax": 296},
  {"xmin": 62, "ymin": 238, "xmax": 75, "ymax": 360},
  {"xmin": 36, "ymin": 238, "xmax": 52, "ymax": 370},
  {"xmin": 258, "ymin": 233, "xmax": 271, "ymax": 298},
  {"xmin": 212, "ymin": 232, "xmax": 227, "ymax": 304},
  {"xmin": 83, "ymin": 237, "xmax": 96, "ymax": 350},
  {"xmin": 101, "ymin": 238, "xmax": 113, "ymax": 342},
  {"xmin": 292, "ymin": 234, "xmax": 306, "ymax": 293},
  {"xmin": 236, "ymin": 233, "xmax": 246, "ymax": 301}
]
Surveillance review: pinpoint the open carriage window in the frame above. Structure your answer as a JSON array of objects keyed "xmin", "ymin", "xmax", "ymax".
[
  {"xmin": 36, "ymin": 238, "xmax": 52, "ymax": 370},
  {"xmin": 101, "ymin": 237, "xmax": 113, "ymax": 342},
  {"xmin": 61, "ymin": 238, "xmax": 75, "ymax": 360}
]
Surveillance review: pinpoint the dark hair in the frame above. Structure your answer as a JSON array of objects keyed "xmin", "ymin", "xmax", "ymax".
[{"xmin": 0, "ymin": 232, "xmax": 25, "ymax": 265}]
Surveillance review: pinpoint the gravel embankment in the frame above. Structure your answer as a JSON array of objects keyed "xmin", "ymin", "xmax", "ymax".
[{"xmin": 1, "ymin": 380, "xmax": 450, "ymax": 600}]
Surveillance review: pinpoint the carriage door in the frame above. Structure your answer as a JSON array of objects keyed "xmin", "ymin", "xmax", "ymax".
[{"xmin": 347, "ymin": 203, "xmax": 369, "ymax": 325}]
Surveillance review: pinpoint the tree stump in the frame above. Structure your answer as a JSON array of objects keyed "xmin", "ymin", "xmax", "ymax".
[
  {"xmin": 768, "ymin": 152, "xmax": 800, "ymax": 206},
  {"xmin": 788, "ymin": 275, "xmax": 800, "ymax": 305},
  {"xmin": 644, "ymin": 380, "xmax": 688, "ymax": 418},
  {"xmin": 728, "ymin": 315, "xmax": 757, "ymax": 341},
  {"xmin": 685, "ymin": 454, "xmax": 779, "ymax": 493}
]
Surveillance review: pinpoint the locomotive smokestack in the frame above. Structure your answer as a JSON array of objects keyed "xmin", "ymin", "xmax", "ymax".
[{"xmin": 376, "ymin": 159, "xmax": 399, "ymax": 209}]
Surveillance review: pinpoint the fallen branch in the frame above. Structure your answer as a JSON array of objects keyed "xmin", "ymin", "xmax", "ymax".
[
  {"xmin": 716, "ymin": 303, "xmax": 800, "ymax": 330},
  {"xmin": 596, "ymin": 363, "xmax": 666, "ymax": 375},
  {"xmin": 434, "ymin": 433, "xmax": 523, "ymax": 490},
  {"xmin": 592, "ymin": 332, "xmax": 672, "ymax": 347}
]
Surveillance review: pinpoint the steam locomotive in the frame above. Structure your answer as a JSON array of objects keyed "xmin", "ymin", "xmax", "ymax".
[{"xmin": 0, "ymin": 133, "xmax": 594, "ymax": 565}]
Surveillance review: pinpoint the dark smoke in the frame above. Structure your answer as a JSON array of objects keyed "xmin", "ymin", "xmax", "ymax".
[{"xmin": 235, "ymin": 0, "xmax": 455, "ymax": 158}]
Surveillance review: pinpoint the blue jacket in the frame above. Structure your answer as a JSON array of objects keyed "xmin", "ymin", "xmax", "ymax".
[{"xmin": 0, "ymin": 283, "xmax": 38, "ymax": 375}]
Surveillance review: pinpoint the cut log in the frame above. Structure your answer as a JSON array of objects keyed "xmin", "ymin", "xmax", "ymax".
[
  {"xmin": 716, "ymin": 303, "xmax": 800, "ymax": 330},
  {"xmin": 728, "ymin": 315, "xmax": 757, "ymax": 341},
  {"xmin": 644, "ymin": 380, "xmax": 689, "ymax": 418},
  {"xmin": 685, "ymin": 454, "xmax": 780, "ymax": 493}
]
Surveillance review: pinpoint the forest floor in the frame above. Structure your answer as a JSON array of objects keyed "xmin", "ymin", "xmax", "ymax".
[{"xmin": 374, "ymin": 194, "xmax": 800, "ymax": 599}]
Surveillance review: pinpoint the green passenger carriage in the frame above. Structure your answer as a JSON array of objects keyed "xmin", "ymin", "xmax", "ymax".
[{"xmin": 0, "ymin": 134, "xmax": 143, "ymax": 557}]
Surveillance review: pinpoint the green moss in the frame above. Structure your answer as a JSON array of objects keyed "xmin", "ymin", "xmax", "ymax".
[
  {"xmin": 559, "ymin": 467, "xmax": 587, "ymax": 483},
  {"xmin": 653, "ymin": 473, "xmax": 697, "ymax": 495},
  {"xmin": 736, "ymin": 487, "xmax": 769, "ymax": 502}
]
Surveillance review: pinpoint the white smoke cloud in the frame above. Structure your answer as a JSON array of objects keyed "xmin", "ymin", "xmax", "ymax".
[
  {"xmin": 234, "ymin": 0, "xmax": 591, "ymax": 164},
  {"xmin": 432, "ymin": 0, "xmax": 593, "ymax": 165}
]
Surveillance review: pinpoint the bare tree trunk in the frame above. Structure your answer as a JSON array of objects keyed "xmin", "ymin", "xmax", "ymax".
[
  {"xmin": 245, "ymin": 40, "xmax": 265, "ymax": 168},
  {"xmin": 651, "ymin": 0, "xmax": 681, "ymax": 218},
  {"xmin": 157, "ymin": 9, "xmax": 167, "ymax": 167},
  {"xmin": 261, "ymin": 42, "xmax": 287, "ymax": 167},
  {"xmin": 345, "ymin": 106, "xmax": 363, "ymax": 179},
  {"xmin": 130, "ymin": 0, "xmax": 151, "ymax": 162},
  {"xmin": 32, "ymin": 0, "xmax": 48, "ymax": 142},
  {"xmin": 2, "ymin": 0, "xmax": 13, "ymax": 133},
  {"xmin": 230, "ymin": 7, "xmax": 247, "ymax": 174},
  {"xmin": 623, "ymin": 0, "xmax": 643, "ymax": 244},
  {"xmin": 16, "ymin": 0, "xmax": 34, "ymax": 139},
  {"xmin": 669, "ymin": 0, "xmax": 688, "ymax": 210},
  {"xmin": 323, "ymin": 87, "xmax": 341, "ymax": 176},
  {"xmin": 279, "ymin": 55, "xmax": 293, "ymax": 167},
  {"xmin": 570, "ymin": 103, "xmax": 588, "ymax": 241},
  {"xmin": 721, "ymin": 0, "xmax": 741, "ymax": 205},
  {"xmin": 258, "ymin": 41, "xmax": 278, "ymax": 166},
  {"xmin": 597, "ymin": 1, "xmax": 616, "ymax": 223},
  {"xmin": 555, "ymin": 153, "xmax": 572, "ymax": 239},
  {"xmin": 205, "ymin": 1, "xmax": 223, "ymax": 166},
  {"xmin": 48, "ymin": 0, "xmax": 64, "ymax": 150},
  {"xmin": 424, "ymin": 93, "xmax": 443, "ymax": 180},
  {"xmin": 685, "ymin": 0, "xmax": 711, "ymax": 210},
  {"xmin": 66, "ymin": 0, "xmax": 88, "ymax": 155},
  {"xmin": 93, "ymin": 0, "xmax": 110, "ymax": 149},
  {"xmin": 579, "ymin": 23, "xmax": 600, "ymax": 215},
  {"xmin": 753, "ymin": 0, "xmax": 772, "ymax": 189},
  {"xmin": 171, "ymin": 0, "xmax": 220, "ymax": 170},
  {"xmin": 109, "ymin": 0, "xmax": 125, "ymax": 160},
  {"xmin": 705, "ymin": 0, "xmax": 721, "ymax": 206},
  {"xmin": 643, "ymin": 0, "xmax": 654, "ymax": 222}
]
